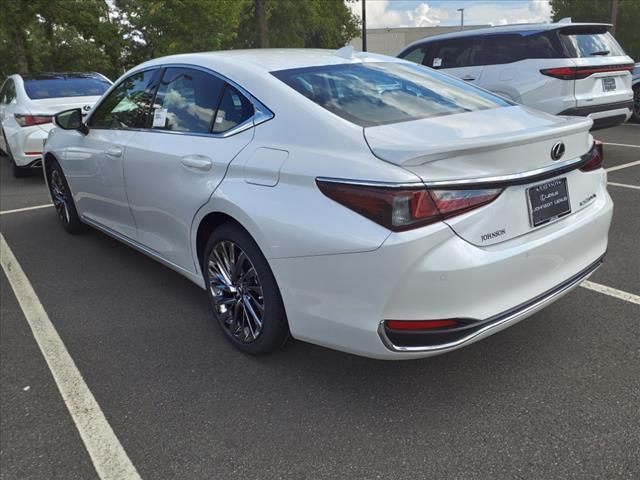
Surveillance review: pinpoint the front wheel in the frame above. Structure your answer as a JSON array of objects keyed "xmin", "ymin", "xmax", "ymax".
[
  {"xmin": 203, "ymin": 223, "xmax": 289, "ymax": 355},
  {"xmin": 47, "ymin": 159, "xmax": 85, "ymax": 234}
]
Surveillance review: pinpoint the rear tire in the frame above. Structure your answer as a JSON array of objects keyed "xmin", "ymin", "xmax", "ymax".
[
  {"xmin": 203, "ymin": 223, "xmax": 289, "ymax": 355},
  {"xmin": 47, "ymin": 159, "xmax": 85, "ymax": 234},
  {"xmin": 632, "ymin": 84, "xmax": 640, "ymax": 123}
]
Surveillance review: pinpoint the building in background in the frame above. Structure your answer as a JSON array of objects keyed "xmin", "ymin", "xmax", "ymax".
[{"xmin": 350, "ymin": 26, "xmax": 490, "ymax": 56}]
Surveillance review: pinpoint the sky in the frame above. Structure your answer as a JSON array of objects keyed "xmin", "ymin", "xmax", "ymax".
[{"xmin": 346, "ymin": 0, "xmax": 553, "ymax": 28}]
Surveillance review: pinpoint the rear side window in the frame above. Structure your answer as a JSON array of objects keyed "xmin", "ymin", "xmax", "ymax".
[
  {"xmin": 212, "ymin": 85, "xmax": 254, "ymax": 133},
  {"xmin": 1, "ymin": 80, "xmax": 16, "ymax": 104},
  {"xmin": 89, "ymin": 69, "xmax": 156, "ymax": 129},
  {"xmin": 272, "ymin": 62, "xmax": 510, "ymax": 127},
  {"xmin": 23, "ymin": 75, "xmax": 111, "ymax": 99},
  {"xmin": 431, "ymin": 37, "xmax": 482, "ymax": 69},
  {"xmin": 559, "ymin": 27, "xmax": 626, "ymax": 57},
  {"xmin": 151, "ymin": 68, "xmax": 225, "ymax": 133},
  {"xmin": 481, "ymin": 32, "xmax": 563, "ymax": 65}
]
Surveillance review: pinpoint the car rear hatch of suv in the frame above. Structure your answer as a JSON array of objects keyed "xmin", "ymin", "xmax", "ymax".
[
  {"xmin": 363, "ymin": 106, "xmax": 602, "ymax": 246},
  {"xmin": 542, "ymin": 24, "xmax": 634, "ymax": 119}
]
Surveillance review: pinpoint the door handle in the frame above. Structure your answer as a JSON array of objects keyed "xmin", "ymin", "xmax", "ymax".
[
  {"xmin": 462, "ymin": 76, "xmax": 476, "ymax": 81},
  {"xmin": 180, "ymin": 155, "xmax": 213, "ymax": 171},
  {"xmin": 105, "ymin": 147, "xmax": 123, "ymax": 158}
]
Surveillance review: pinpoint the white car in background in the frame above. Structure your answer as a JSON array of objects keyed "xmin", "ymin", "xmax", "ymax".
[
  {"xmin": 43, "ymin": 50, "xmax": 611, "ymax": 359},
  {"xmin": 0, "ymin": 72, "xmax": 111, "ymax": 177},
  {"xmin": 398, "ymin": 22, "xmax": 635, "ymax": 130}
]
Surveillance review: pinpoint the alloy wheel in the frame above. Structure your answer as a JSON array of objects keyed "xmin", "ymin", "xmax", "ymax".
[
  {"xmin": 50, "ymin": 169, "xmax": 70, "ymax": 224},
  {"xmin": 207, "ymin": 240, "xmax": 265, "ymax": 343}
]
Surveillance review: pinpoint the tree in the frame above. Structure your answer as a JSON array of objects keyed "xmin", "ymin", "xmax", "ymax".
[
  {"xmin": 551, "ymin": 0, "xmax": 640, "ymax": 60},
  {"xmin": 0, "ymin": 0, "xmax": 126, "ymax": 81},
  {"xmin": 235, "ymin": 0, "xmax": 360, "ymax": 49},
  {"xmin": 115, "ymin": 0, "xmax": 248, "ymax": 67}
]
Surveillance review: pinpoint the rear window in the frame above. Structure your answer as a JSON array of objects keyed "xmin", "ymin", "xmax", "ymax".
[
  {"xmin": 272, "ymin": 62, "xmax": 510, "ymax": 127},
  {"xmin": 559, "ymin": 27, "xmax": 626, "ymax": 57},
  {"xmin": 23, "ymin": 74, "xmax": 111, "ymax": 100}
]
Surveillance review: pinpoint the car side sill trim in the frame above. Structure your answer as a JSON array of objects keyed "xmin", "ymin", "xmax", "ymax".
[{"xmin": 378, "ymin": 253, "xmax": 605, "ymax": 353}]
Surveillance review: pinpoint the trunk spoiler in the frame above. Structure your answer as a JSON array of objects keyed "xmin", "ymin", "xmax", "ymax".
[{"xmin": 364, "ymin": 115, "xmax": 592, "ymax": 167}]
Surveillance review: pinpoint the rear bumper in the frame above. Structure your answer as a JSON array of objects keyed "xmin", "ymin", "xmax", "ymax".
[
  {"xmin": 8, "ymin": 124, "xmax": 51, "ymax": 167},
  {"xmin": 270, "ymin": 180, "xmax": 613, "ymax": 360},
  {"xmin": 559, "ymin": 100, "xmax": 633, "ymax": 130},
  {"xmin": 379, "ymin": 253, "xmax": 603, "ymax": 353}
]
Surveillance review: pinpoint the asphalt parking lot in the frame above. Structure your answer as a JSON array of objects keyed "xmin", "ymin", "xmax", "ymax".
[{"xmin": 1, "ymin": 124, "xmax": 639, "ymax": 480}]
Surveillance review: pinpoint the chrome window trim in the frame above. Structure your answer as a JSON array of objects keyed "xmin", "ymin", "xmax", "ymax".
[
  {"xmin": 378, "ymin": 254, "xmax": 604, "ymax": 353},
  {"xmin": 86, "ymin": 63, "xmax": 274, "ymax": 138}
]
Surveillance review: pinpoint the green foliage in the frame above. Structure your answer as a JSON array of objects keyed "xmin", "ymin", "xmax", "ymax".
[
  {"xmin": 551, "ymin": 0, "xmax": 640, "ymax": 60},
  {"xmin": 235, "ymin": 0, "xmax": 360, "ymax": 49},
  {"xmin": 0, "ymin": 0, "xmax": 124, "ymax": 81},
  {"xmin": 0, "ymin": 0, "xmax": 361, "ymax": 82}
]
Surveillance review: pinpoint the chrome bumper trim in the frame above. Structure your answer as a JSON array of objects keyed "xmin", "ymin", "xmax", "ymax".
[{"xmin": 378, "ymin": 254, "xmax": 605, "ymax": 353}]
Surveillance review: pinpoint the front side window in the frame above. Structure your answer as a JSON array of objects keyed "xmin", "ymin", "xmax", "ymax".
[
  {"xmin": 400, "ymin": 46, "xmax": 428, "ymax": 65},
  {"xmin": 151, "ymin": 68, "xmax": 225, "ymax": 133},
  {"xmin": 89, "ymin": 69, "xmax": 156, "ymax": 129},
  {"xmin": 431, "ymin": 37, "xmax": 481, "ymax": 69},
  {"xmin": 272, "ymin": 62, "xmax": 510, "ymax": 127},
  {"xmin": 212, "ymin": 85, "xmax": 254, "ymax": 133},
  {"xmin": 23, "ymin": 74, "xmax": 111, "ymax": 100}
]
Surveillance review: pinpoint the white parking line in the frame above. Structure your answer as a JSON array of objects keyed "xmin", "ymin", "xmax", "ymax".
[
  {"xmin": 0, "ymin": 233, "xmax": 142, "ymax": 480},
  {"xmin": 581, "ymin": 280, "xmax": 640, "ymax": 305},
  {"xmin": 608, "ymin": 182, "xmax": 640, "ymax": 191},
  {"xmin": 605, "ymin": 160, "xmax": 640, "ymax": 172},
  {"xmin": 603, "ymin": 142, "xmax": 640, "ymax": 149},
  {"xmin": 0, "ymin": 204, "xmax": 52, "ymax": 215}
]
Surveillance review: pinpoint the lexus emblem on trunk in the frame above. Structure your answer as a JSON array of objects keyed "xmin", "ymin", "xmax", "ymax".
[
  {"xmin": 551, "ymin": 141, "xmax": 565, "ymax": 161},
  {"xmin": 83, "ymin": 105, "xmax": 92, "ymax": 112}
]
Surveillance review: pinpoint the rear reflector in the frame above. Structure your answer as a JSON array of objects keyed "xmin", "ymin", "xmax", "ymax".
[
  {"xmin": 24, "ymin": 151, "xmax": 43, "ymax": 156},
  {"xmin": 580, "ymin": 141, "xmax": 604, "ymax": 172},
  {"xmin": 14, "ymin": 114, "xmax": 53, "ymax": 127},
  {"xmin": 316, "ymin": 179, "xmax": 502, "ymax": 232},
  {"xmin": 541, "ymin": 64, "xmax": 634, "ymax": 80},
  {"xmin": 386, "ymin": 319, "xmax": 460, "ymax": 330}
]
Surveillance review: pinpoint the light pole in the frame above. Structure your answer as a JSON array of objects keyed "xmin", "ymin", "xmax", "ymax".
[
  {"xmin": 362, "ymin": 0, "xmax": 367, "ymax": 52},
  {"xmin": 457, "ymin": 8, "xmax": 464, "ymax": 29}
]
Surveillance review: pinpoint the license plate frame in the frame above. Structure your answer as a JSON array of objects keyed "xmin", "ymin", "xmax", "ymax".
[
  {"xmin": 527, "ymin": 178, "xmax": 571, "ymax": 228},
  {"xmin": 602, "ymin": 77, "xmax": 616, "ymax": 92}
]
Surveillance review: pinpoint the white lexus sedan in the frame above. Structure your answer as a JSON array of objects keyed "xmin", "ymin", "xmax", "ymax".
[
  {"xmin": 42, "ymin": 49, "xmax": 612, "ymax": 360},
  {"xmin": 0, "ymin": 72, "xmax": 111, "ymax": 177}
]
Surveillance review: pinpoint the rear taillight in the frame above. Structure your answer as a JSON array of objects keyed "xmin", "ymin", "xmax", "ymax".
[
  {"xmin": 14, "ymin": 114, "xmax": 53, "ymax": 127},
  {"xmin": 580, "ymin": 141, "xmax": 604, "ymax": 172},
  {"xmin": 316, "ymin": 179, "xmax": 502, "ymax": 231},
  {"xmin": 541, "ymin": 64, "xmax": 634, "ymax": 80}
]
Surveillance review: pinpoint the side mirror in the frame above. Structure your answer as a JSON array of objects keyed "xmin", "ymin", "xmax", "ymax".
[{"xmin": 55, "ymin": 108, "xmax": 89, "ymax": 135}]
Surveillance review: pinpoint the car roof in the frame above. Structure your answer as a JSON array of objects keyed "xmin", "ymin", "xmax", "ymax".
[
  {"xmin": 137, "ymin": 48, "xmax": 397, "ymax": 73},
  {"xmin": 401, "ymin": 22, "xmax": 613, "ymax": 51}
]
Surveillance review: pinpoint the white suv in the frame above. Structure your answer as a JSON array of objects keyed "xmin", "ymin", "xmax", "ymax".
[{"xmin": 398, "ymin": 22, "xmax": 635, "ymax": 130}]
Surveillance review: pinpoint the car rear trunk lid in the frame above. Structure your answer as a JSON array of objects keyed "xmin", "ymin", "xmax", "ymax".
[{"xmin": 364, "ymin": 105, "xmax": 597, "ymax": 245}]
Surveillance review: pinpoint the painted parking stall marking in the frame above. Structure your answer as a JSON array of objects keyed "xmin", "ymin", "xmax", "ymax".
[
  {"xmin": 0, "ymin": 203, "xmax": 52, "ymax": 216},
  {"xmin": 581, "ymin": 280, "xmax": 640, "ymax": 306},
  {"xmin": 0, "ymin": 233, "xmax": 142, "ymax": 480}
]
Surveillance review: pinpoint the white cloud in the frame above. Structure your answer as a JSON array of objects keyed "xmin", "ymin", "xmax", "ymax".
[{"xmin": 347, "ymin": 0, "xmax": 552, "ymax": 28}]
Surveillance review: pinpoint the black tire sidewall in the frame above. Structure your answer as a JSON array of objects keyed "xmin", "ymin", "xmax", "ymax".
[
  {"xmin": 48, "ymin": 159, "xmax": 85, "ymax": 234},
  {"xmin": 203, "ymin": 223, "xmax": 289, "ymax": 355},
  {"xmin": 632, "ymin": 84, "xmax": 640, "ymax": 123}
]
